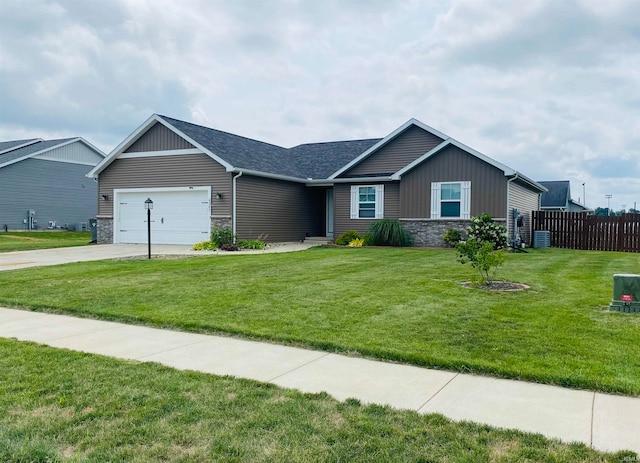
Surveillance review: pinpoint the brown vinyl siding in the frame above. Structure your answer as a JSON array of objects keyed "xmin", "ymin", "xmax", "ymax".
[
  {"xmin": 98, "ymin": 154, "xmax": 231, "ymax": 217},
  {"xmin": 343, "ymin": 126, "xmax": 443, "ymax": 177},
  {"xmin": 236, "ymin": 175, "xmax": 322, "ymax": 241},
  {"xmin": 334, "ymin": 182, "xmax": 400, "ymax": 236},
  {"xmin": 125, "ymin": 122, "xmax": 195, "ymax": 152},
  {"xmin": 508, "ymin": 180, "xmax": 540, "ymax": 245},
  {"xmin": 400, "ymin": 145, "xmax": 506, "ymax": 219}
]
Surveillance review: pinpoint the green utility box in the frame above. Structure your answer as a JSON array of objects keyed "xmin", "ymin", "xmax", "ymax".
[{"xmin": 609, "ymin": 274, "xmax": 640, "ymax": 313}]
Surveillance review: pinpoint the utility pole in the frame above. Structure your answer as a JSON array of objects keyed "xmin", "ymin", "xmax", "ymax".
[
  {"xmin": 582, "ymin": 183, "xmax": 586, "ymax": 206},
  {"xmin": 605, "ymin": 194, "xmax": 612, "ymax": 216}
]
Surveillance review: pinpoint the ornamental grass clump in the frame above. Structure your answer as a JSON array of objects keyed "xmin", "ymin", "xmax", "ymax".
[{"xmin": 366, "ymin": 219, "xmax": 413, "ymax": 247}]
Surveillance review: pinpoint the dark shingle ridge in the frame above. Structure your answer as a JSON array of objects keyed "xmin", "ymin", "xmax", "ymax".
[{"xmin": 158, "ymin": 115, "xmax": 381, "ymax": 180}]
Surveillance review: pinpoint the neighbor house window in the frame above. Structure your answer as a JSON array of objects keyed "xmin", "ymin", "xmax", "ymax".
[
  {"xmin": 431, "ymin": 181, "xmax": 470, "ymax": 219},
  {"xmin": 350, "ymin": 185, "xmax": 384, "ymax": 219}
]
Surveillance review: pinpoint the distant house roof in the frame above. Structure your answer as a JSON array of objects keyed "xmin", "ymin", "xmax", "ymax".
[
  {"xmin": 0, "ymin": 138, "xmax": 105, "ymax": 169},
  {"xmin": 0, "ymin": 138, "xmax": 42, "ymax": 155},
  {"xmin": 89, "ymin": 114, "xmax": 543, "ymax": 191},
  {"xmin": 538, "ymin": 181, "xmax": 570, "ymax": 209}
]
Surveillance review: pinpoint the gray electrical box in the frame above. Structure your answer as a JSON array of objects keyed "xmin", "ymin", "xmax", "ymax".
[{"xmin": 609, "ymin": 274, "xmax": 640, "ymax": 313}]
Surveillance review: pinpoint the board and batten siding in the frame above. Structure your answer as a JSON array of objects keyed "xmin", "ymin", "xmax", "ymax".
[
  {"xmin": 342, "ymin": 126, "xmax": 444, "ymax": 177},
  {"xmin": 334, "ymin": 182, "xmax": 400, "ymax": 236},
  {"xmin": 0, "ymin": 158, "xmax": 97, "ymax": 229},
  {"xmin": 508, "ymin": 180, "xmax": 540, "ymax": 245},
  {"xmin": 125, "ymin": 122, "xmax": 195, "ymax": 152},
  {"xmin": 235, "ymin": 175, "xmax": 322, "ymax": 241},
  {"xmin": 399, "ymin": 145, "xmax": 507, "ymax": 219},
  {"xmin": 98, "ymin": 154, "xmax": 231, "ymax": 217}
]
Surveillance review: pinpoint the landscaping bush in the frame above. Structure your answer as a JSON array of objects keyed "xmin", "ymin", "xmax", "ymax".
[
  {"xmin": 347, "ymin": 238, "xmax": 365, "ymax": 247},
  {"xmin": 335, "ymin": 230, "xmax": 361, "ymax": 246},
  {"xmin": 466, "ymin": 213, "xmax": 507, "ymax": 250},
  {"xmin": 211, "ymin": 225, "xmax": 235, "ymax": 247},
  {"xmin": 192, "ymin": 240, "xmax": 216, "ymax": 251},
  {"xmin": 219, "ymin": 243, "xmax": 239, "ymax": 251},
  {"xmin": 366, "ymin": 219, "xmax": 413, "ymax": 247},
  {"xmin": 237, "ymin": 239, "xmax": 266, "ymax": 250},
  {"xmin": 443, "ymin": 228, "xmax": 462, "ymax": 247}
]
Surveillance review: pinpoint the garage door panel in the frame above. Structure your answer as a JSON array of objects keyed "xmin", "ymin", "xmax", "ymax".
[{"xmin": 116, "ymin": 189, "xmax": 210, "ymax": 245}]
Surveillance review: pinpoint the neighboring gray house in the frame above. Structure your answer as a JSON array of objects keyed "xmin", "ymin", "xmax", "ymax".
[
  {"xmin": 88, "ymin": 114, "xmax": 546, "ymax": 246},
  {"xmin": 538, "ymin": 181, "xmax": 592, "ymax": 213},
  {"xmin": 0, "ymin": 138, "xmax": 105, "ymax": 230}
]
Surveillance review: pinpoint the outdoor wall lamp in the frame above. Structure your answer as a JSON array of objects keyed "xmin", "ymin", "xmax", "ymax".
[
  {"xmin": 144, "ymin": 198, "xmax": 153, "ymax": 259},
  {"xmin": 216, "ymin": 192, "xmax": 223, "ymax": 200},
  {"xmin": 101, "ymin": 194, "xmax": 109, "ymax": 200}
]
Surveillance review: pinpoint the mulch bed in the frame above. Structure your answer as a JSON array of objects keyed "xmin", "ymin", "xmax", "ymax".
[{"xmin": 460, "ymin": 281, "xmax": 530, "ymax": 291}]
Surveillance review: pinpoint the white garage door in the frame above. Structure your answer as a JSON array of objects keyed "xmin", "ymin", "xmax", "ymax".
[{"xmin": 115, "ymin": 188, "xmax": 210, "ymax": 245}]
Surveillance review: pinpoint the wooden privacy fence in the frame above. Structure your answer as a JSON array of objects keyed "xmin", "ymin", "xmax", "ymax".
[{"xmin": 532, "ymin": 211, "xmax": 640, "ymax": 252}]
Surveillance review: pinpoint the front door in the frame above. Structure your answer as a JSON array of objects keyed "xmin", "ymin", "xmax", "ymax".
[{"xmin": 326, "ymin": 188, "xmax": 334, "ymax": 237}]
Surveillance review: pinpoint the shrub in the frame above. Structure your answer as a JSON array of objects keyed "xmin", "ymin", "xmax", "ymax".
[
  {"xmin": 366, "ymin": 219, "xmax": 413, "ymax": 247},
  {"xmin": 192, "ymin": 240, "xmax": 216, "ymax": 251},
  {"xmin": 219, "ymin": 243, "xmax": 239, "ymax": 251},
  {"xmin": 335, "ymin": 230, "xmax": 361, "ymax": 246},
  {"xmin": 211, "ymin": 225, "xmax": 235, "ymax": 247},
  {"xmin": 456, "ymin": 239, "xmax": 506, "ymax": 285},
  {"xmin": 467, "ymin": 213, "xmax": 507, "ymax": 250},
  {"xmin": 443, "ymin": 228, "xmax": 462, "ymax": 247},
  {"xmin": 347, "ymin": 238, "xmax": 365, "ymax": 247},
  {"xmin": 237, "ymin": 239, "xmax": 266, "ymax": 250}
]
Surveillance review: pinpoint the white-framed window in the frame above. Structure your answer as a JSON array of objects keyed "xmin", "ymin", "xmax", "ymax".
[
  {"xmin": 431, "ymin": 181, "xmax": 471, "ymax": 219},
  {"xmin": 350, "ymin": 184, "xmax": 384, "ymax": 219}
]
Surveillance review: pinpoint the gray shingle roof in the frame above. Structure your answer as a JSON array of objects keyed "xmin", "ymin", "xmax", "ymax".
[
  {"xmin": 158, "ymin": 115, "xmax": 380, "ymax": 180},
  {"xmin": 0, "ymin": 139, "xmax": 41, "ymax": 155},
  {"xmin": 0, "ymin": 139, "xmax": 77, "ymax": 166},
  {"xmin": 539, "ymin": 181, "xmax": 570, "ymax": 208},
  {"xmin": 288, "ymin": 139, "xmax": 381, "ymax": 179}
]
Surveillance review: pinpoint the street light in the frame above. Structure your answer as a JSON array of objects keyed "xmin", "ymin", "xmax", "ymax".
[
  {"xmin": 605, "ymin": 194, "xmax": 612, "ymax": 216},
  {"xmin": 144, "ymin": 198, "xmax": 153, "ymax": 259}
]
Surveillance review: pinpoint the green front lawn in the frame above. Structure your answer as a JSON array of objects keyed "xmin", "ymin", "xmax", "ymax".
[
  {"xmin": 0, "ymin": 338, "xmax": 625, "ymax": 462},
  {"xmin": 1, "ymin": 247, "xmax": 639, "ymax": 395},
  {"xmin": 0, "ymin": 231, "xmax": 93, "ymax": 252}
]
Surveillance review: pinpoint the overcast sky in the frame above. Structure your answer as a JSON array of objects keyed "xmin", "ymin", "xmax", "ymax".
[{"xmin": 1, "ymin": 0, "xmax": 639, "ymax": 210}]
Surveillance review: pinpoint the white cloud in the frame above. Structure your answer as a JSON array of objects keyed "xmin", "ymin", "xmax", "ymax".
[{"xmin": 0, "ymin": 0, "xmax": 638, "ymax": 210}]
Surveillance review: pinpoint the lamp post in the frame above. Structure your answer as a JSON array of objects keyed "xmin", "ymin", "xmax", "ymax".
[
  {"xmin": 144, "ymin": 198, "xmax": 153, "ymax": 259},
  {"xmin": 605, "ymin": 194, "xmax": 612, "ymax": 216}
]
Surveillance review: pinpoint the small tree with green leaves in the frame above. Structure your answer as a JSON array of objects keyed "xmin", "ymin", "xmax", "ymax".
[
  {"xmin": 456, "ymin": 239, "xmax": 506, "ymax": 285},
  {"xmin": 455, "ymin": 214, "xmax": 507, "ymax": 285}
]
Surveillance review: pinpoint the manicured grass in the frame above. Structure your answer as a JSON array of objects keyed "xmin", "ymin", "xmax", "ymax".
[
  {"xmin": 0, "ymin": 231, "xmax": 93, "ymax": 252},
  {"xmin": 1, "ymin": 247, "xmax": 639, "ymax": 395},
  {"xmin": 0, "ymin": 338, "xmax": 626, "ymax": 462}
]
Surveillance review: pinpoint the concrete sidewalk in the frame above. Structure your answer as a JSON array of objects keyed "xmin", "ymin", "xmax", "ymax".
[
  {"xmin": 0, "ymin": 242, "xmax": 315, "ymax": 271},
  {"xmin": 1, "ymin": 307, "xmax": 638, "ymax": 454}
]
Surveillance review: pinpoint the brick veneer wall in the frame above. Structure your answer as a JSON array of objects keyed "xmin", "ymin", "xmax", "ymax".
[{"xmin": 400, "ymin": 218, "xmax": 507, "ymax": 247}]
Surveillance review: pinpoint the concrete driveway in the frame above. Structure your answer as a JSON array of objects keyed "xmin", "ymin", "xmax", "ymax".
[{"xmin": 0, "ymin": 242, "xmax": 315, "ymax": 271}]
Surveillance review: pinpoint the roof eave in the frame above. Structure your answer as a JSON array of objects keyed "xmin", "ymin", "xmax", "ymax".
[
  {"xmin": 328, "ymin": 118, "xmax": 447, "ymax": 179},
  {"xmin": 88, "ymin": 114, "xmax": 236, "ymax": 178}
]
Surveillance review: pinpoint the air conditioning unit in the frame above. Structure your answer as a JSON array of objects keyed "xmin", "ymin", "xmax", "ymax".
[
  {"xmin": 609, "ymin": 274, "xmax": 640, "ymax": 313},
  {"xmin": 533, "ymin": 230, "xmax": 550, "ymax": 248}
]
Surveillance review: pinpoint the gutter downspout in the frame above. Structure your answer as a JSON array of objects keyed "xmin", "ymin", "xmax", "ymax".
[
  {"xmin": 507, "ymin": 173, "xmax": 520, "ymax": 246},
  {"xmin": 232, "ymin": 171, "xmax": 243, "ymax": 243}
]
